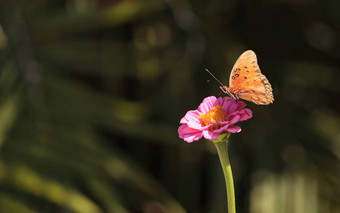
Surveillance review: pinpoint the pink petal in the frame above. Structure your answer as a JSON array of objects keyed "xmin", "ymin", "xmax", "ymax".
[
  {"xmin": 202, "ymin": 130, "xmax": 220, "ymax": 140},
  {"xmin": 228, "ymin": 114, "xmax": 241, "ymax": 124},
  {"xmin": 198, "ymin": 96, "xmax": 216, "ymax": 113},
  {"xmin": 179, "ymin": 110, "xmax": 208, "ymax": 130},
  {"xmin": 186, "ymin": 120, "xmax": 205, "ymax": 130},
  {"xmin": 235, "ymin": 101, "xmax": 247, "ymax": 111},
  {"xmin": 213, "ymin": 97, "xmax": 225, "ymax": 107},
  {"xmin": 222, "ymin": 98, "xmax": 239, "ymax": 114},
  {"xmin": 180, "ymin": 110, "xmax": 200, "ymax": 124},
  {"xmin": 212, "ymin": 123, "xmax": 242, "ymax": 134},
  {"xmin": 225, "ymin": 125, "xmax": 242, "ymax": 133},
  {"xmin": 178, "ymin": 125, "xmax": 202, "ymax": 143},
  {"xmin": 184, "ymin": 134, "xmax": 203, "ymax": 143},
  {"xmin": 213, "ymin": 123, "xmax": 231, "ymax": 133},
  {"xmin": 238, "ymin": 108, "xmax": 253, "ymax": 121},
  {"xmin": 219, "ymin": 120, "xmax": 231, "ymax": 125},
  {"xmin": 229, "ymin": 108, "xmax": 252, "ymax": 121}
]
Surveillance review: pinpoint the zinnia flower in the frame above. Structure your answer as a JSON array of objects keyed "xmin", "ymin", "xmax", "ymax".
[{"xmin": 178, "ymin": 96, "xmax": 252, "ymax": 143}]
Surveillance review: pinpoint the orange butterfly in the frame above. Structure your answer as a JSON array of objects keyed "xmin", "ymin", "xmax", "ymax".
[{"xmin": 207, "ymin": 50, "xmax": 274, "ymax": 105}]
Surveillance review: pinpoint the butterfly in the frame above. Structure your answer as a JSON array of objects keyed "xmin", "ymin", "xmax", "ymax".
[{"xmin": 207, "ymin": 50, "xmax": 274, "ymax": 105}]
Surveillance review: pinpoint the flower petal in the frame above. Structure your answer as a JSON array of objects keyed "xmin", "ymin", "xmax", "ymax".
[
  {"xmin": 178, "ymin": 125, "xmax": 203, "ymax": 143},
  {"xmin": 202, "ymin": 130, "xmax": 220, "ymax": 140},
  {"xmin": 213, "ymin": 97, "xmax": 225, "ymax": 107},
  {"xmin": 222, "ymin": 98, "xmax": 238, "ymax": 114},
  {"xmin": 198, "ymin": 96, "xmax": 216, "ymax": 113},
  {"xmin": 180, "ymin": 110, "xmax": 200, "ymax": 124},
  {"xmin": 186, "ymin": 121, "xmax": 206, "ymax": 130},
  {"xmin": 228, "ymin": 114, "xmax": 241, "ymax": 124},
  {"xmin": 213, "ymin": 123, "xmax": 231, "ymax": 133},
  {"xmin": 179, "ymin": 110, "xmax": 209, "ymax": 130},
  {"xmin": 238, "ymin": 108, "xmax": 253, "ymax": 121},
  {"xmin": 228, "ymin": 107, "xmax": 252, "ymax": 121},
  {"xmin": 225, "ymin": 125, "xmax": 242, "ymax": 133},
  {"xmin": 235, "ymin": 101, "xmax": 247, "ymax": 111}
]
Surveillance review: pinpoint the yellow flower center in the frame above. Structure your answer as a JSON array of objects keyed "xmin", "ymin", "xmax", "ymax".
[{"xmin": 199, "ymin": 106, "xmax": 227, "ymax": 129}]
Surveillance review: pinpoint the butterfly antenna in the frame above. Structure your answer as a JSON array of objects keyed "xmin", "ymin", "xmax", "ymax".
[{"xmin": 205, "ymin": 69, "xmax": 224, "ymax": 87}]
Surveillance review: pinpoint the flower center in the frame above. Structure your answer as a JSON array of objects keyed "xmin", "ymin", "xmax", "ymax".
[{"xmin": 199, "ymin": 105, "xmax": 227, "ymax": 128}]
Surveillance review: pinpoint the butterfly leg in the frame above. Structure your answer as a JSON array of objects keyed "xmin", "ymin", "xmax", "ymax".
[
  {"xmin": 234, "ymin": 94, "xmax": 240, "ymax": 101},
  {"xmin": 227, "ymin": 89, "xmax": 239, "ymax": 101}
]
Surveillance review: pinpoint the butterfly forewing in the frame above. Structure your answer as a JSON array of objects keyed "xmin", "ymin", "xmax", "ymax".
[
  {"xmin": 229, "ymin": 50, "xmax": 258, "ymax": 87},
  {"xmin": 226, "ymin": 50, "xmax": 274, "ymax": 105}
]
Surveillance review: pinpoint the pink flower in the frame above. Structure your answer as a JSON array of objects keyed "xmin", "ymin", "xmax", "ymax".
[{"xmin": 178, "ymin": 96, "xmax": 252, "ymax": 143}]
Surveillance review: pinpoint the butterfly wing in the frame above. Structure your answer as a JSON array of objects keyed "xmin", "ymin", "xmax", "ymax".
[{"xmin": 228, "ymin": 50, "xmax": 274, "ymax": 105}]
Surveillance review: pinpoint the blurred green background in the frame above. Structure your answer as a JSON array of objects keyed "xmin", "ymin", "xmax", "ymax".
[{"xmin": 0, "ymin": 0, "xmax": 339, "ymax": 212}]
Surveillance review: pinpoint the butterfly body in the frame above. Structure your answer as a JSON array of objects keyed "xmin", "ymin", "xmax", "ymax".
[{"xmin": 221, "ymin": 50, "xmax": 274, "ymax": 105}]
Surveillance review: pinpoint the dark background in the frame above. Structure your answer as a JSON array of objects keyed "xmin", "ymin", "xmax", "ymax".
[{"xmin": 0, "ymin": 0, "xmax": 339, "ymax": 212}]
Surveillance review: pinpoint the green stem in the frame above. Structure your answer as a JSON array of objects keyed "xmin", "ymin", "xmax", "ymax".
[{"xmin": 215, "ymin": 138, "xmax": 236, "ymax": 213}]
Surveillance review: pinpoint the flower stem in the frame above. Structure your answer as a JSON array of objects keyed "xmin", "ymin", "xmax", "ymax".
[{"xmin": 215, "ymin": 139, "xmax": 236, "ymax": 213}]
